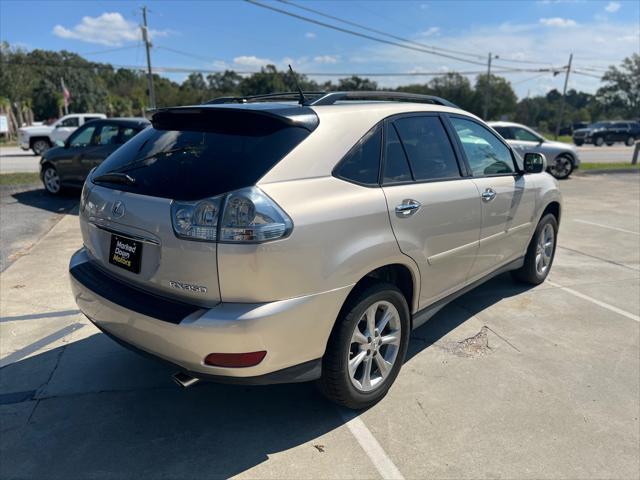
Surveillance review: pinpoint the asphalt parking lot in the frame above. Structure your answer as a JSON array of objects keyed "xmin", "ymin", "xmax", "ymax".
[{"xmin": 0, "ymin": 172, "xmax": 638, "ymax": 479}]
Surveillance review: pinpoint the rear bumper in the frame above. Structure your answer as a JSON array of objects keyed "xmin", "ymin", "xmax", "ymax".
[{"xmin": 69, "ymin": 248, "xmax": 351, "ymax": 383}]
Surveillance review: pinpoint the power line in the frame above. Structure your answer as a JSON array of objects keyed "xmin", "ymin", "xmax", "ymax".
[
  {"xmin": 79, "ymin": 45, "xmax": 141, "ymax": 56},
  {"xmin": 0, "ymin": 59, "xmax": 544, "ymax": 76},
  {"xmin": 155, "ymin": 45, "xmax": 227, "ymax": 65},
  {"xmin": 245, "ymin": 0, "xmax": 530, "ymax": 71},
  {"xmin": 277, "ymin": 0, "xmax": 485, "ymax": 60},
  {"xmin": 277, "ymin": 0, "xmax": 556, "ymax": 69}
]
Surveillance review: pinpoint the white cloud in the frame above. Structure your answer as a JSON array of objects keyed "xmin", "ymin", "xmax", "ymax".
[
  {"xmin": 605, "ymin": 2, "xmax": 621, "ymax": 13},
  {"xmin": 422, "ymin": 27, "xmax": 440, "ymax": 37},
  {"xmin": 313, "ymin": 55, "xmax": 339, "ymax": 64},
  {"xmin": 539, "ymin": 17, "xmax": 577, "ymax": 27},
  {"xmin": 339, "ymin": 18, "xmax": 637, "ymax": 97},
  {"xmin": 233, "ymin": 55, "xmax": 275, "ymax": 67},
  {"xmin": 52, "ymin": 12, "xmax": 169, "ymax": 46},
  {"xmin": 305, "ymin": 32, "xmax": 317, "ymax": 39}
]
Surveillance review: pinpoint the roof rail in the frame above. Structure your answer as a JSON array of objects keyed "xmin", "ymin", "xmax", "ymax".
[
  {"xmin": 308, "ymin": 91, "xmax": 459, "ymax": 109},
  {"xmin": 206, "ymin": 91, "xmax": 327, "ymax": 104}
]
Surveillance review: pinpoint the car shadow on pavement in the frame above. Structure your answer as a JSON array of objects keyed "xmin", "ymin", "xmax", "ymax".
[
  {"xmin": 0, "ymin": 333, "xmax": 347, "ymax": 479},
  {"xmin": 10, "ymin": 188, "xmax": 79, "ymax": 216}
]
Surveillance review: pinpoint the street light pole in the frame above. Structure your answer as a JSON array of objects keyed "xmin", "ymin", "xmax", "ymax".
[
  {"xmin": 554, "ymin": 53, "xmax": 573, "ymax": 140},
  {"xmin": 141, "ymin": 6, "xmax": 156, "ymax": 110}
]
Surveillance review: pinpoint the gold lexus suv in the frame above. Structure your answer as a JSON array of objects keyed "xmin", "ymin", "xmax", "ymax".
[{"xmin": 69, "ymin": 92, "xmax": 561, "ymax": 409}]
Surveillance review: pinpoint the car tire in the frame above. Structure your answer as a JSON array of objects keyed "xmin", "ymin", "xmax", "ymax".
[
  {"xmin": 42, "ymin": 164, "xmax": 63, "ymax": 195},
  {"xmin": 548, "ymin": 154, "xmax": 574, "ymax": 180},
  {"xmin": 626, "ymin": 136, "xmax": 635, "ymax": 146},
  {"xmin": 594, "ymin": 136, "xmax": 604, "ymax": 147},
  {"xmin": 511, "ymin": 213, "xmax": 558, "ymax": 285},
  {"xmin": 318, "ymin": 282, "xmax": 410, "ymax": 409},
  {"xmin": 574, "ymin": 140, "xmax": 584, "ymax": 146},
  {"xmin": 32, "ymin": 139, "xmax": 51, "ymax": 156}
]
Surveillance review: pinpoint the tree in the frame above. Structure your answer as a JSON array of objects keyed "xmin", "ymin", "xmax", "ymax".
[
  {"xmin": 471, "ymin": 74, "xmax": 517, "ymax": 120},
  {"xmin": 335, "ymin": 76, "xmax": 377, "ymax": 91},
  {"xmin": 596, "ymin": 53, "xmax": 640, "ymax": 118}
]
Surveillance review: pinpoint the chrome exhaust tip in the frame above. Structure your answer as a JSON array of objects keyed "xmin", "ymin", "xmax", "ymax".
[{"xmin": 172, "ymin": 371, "xmax": 200, "ymax": 388}]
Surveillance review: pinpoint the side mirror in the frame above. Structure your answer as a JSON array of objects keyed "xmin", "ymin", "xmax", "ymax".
[
  {"xmin": 55, "ymin": 140, "xmax": 66, "ymax": 148},
  {"xmin": 524, "ymin": 152, "xmax": 547, "ymax": 174}
]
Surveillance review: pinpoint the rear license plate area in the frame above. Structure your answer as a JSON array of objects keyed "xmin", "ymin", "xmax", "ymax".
[{"xmin": 109, "ymin": 234, "xmax": 143, "ymax": 274}]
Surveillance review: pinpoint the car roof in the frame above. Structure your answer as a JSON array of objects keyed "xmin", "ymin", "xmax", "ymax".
[
  {"xmin": 93, "ymin": 117, "xmax": 150, "ymax": 127},
  {"xmin": 487, "ymin": 121, "xmax": 528, "ymax": 128}
]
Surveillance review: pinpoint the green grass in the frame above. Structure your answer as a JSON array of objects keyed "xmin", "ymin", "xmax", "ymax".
[
  {"xmin": 580, "ymin": 162, "xmax": 639, "ymax": 171},
  {"xmin": 0, "ymin": 172, "xmax": 40, "ymax": 185},
  {"xmin": 539, "ymin": 133, "xmax": 574, "ymax": 144}
]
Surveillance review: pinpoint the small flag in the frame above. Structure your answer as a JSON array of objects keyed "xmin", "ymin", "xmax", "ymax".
[{"xmin": 61, "ymin": 78, "xmax": 71, "ymax": 108}]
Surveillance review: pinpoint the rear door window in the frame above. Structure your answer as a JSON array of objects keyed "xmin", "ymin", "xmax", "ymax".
[
  {"xmin": 96, "ymin": 124, "xmax": 120, "ymax": 145},
  {"xmin": 393, "ymin": 116, "xmax": 461, "ymax": 181},
  {"xmin": 512, "ymin": 127, "xmax": 540, "ymax": 142},
  {"xmin": 334, "ymin": 124, "xmax": 382, "ymax": 186},
  {"xmin": 92, "ymin": 112, "xmax": 311, "ymax": 200},
  {"xmin": 450, "ymin": 117, "xmax": 515, "ymax": 176},
  {"xmin": 383, "ymin": 124, "xmax": 412, "ymax": 184}
]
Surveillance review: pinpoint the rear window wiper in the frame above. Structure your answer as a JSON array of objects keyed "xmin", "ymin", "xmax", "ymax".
[
  {"xmin": 109, "ymin": 145, "xmax": 204, "ymax": 175},
  {"xmin": 92, "ymin": 172, "xmax": 137, "ymax": 186}
]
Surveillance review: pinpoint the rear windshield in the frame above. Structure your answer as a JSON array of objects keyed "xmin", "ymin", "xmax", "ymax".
[{"xmin": 91, "ymin": 113, "xmax": 310, "ymax": 200}]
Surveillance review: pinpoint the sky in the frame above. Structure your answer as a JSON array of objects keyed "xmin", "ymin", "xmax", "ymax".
[{"xmin": 1, "ymin": 0, "xmax": 638, "ymax": 99}]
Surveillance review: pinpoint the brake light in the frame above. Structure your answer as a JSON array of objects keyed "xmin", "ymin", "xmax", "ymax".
[{"xmin": 171, "ymin": 186, "xmax": 292, "ymax": 243}]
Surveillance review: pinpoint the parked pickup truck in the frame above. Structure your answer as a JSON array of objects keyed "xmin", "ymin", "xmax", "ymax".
[{"xmin": 18, "ymin": 113, "xmax": 106, "ymax": 155}]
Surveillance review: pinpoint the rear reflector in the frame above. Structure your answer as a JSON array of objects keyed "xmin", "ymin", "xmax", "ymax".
[{"xmin": 204, "ymin": 351, "xmax": 267, "ymax": 368}]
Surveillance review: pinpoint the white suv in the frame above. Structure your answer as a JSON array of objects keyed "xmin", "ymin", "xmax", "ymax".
[{"xmin": 69, "ymin": 92, "xmax": 561, "ymax": 409}]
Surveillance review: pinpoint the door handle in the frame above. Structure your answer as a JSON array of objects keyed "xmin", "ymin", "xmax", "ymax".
[
  {"xmin": 481, "ymin": 188, "xmax": 497, "ymax": 202},
  {"xmin": 395, "ymin": 199, "xmax": 421, "ymax": 217}
]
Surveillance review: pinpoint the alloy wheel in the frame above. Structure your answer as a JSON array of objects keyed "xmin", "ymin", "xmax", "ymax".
[
  {"xmin": 33, "ymin": 140, "xmax": 50, "ymax": 156},
  {"xmin": 348, "ymin": 300, "xmax": 401, "ymax": 392},
  {"xmin": 535, "ymin": 223, "xmax": 554, "ymax": 276},
  {"xmin": 43, "ymin": 167, "xmax": 61, "ymax": 194},
  {"xmin": 550, "ymin": 156, "xmax": 572, "ymax": 179}
]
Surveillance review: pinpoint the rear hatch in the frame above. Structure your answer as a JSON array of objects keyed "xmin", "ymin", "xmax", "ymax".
[{"xmin": 80, "ymin": 105, "xmax": 317, "ymax": 307}]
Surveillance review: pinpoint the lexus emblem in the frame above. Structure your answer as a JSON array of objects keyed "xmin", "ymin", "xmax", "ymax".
[{"xmin": 112, "ymin": 201, "xmax": 125, "ymax": 218}]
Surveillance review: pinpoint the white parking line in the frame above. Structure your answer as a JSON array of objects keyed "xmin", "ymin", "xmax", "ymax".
[
  {"xmin": 574, "ymin": 219, "xmax": 640, "ymax": 236},
  {"xmin": 547, "ymin": 280, "xmax": 640, "ymax": 323},
  {"xmin": 341, "ymin": 411, "xmax": 405, "ymax": 480}
]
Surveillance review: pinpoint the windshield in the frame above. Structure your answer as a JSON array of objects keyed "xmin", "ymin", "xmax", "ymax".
[
  {"xmin": 589, "ymin": 122, "xmax": 610, "ymax": 129},
  {"xmin": 91, "ymin": 123, "xmax": 310, "ymax": 200}
]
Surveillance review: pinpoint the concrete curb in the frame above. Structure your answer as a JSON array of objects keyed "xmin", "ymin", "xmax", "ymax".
[{"xmin": 576, "ymin": 168, "xmax": 639, "ymax": 175}]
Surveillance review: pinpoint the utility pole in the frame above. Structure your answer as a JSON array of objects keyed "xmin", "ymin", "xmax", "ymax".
[
  {"xmin": 483, "ymin": 52, "xmax": 496, "ymax": 120},
  {"xmin": 141, "ymin": 6, "xmax": 156, "ymax": 110},
  {"xmin": 554, "ymin": 53, "xmax": 573, "ymax": 140}
]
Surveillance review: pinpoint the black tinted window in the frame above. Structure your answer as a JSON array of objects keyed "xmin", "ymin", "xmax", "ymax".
[
  {"xmin": 451, "ymin": 117, "xmax": 515, "ymax": 176},
  {"xmin": 393, "ymin": 116, "xmax": 460, "ymax": 181},
  {"xmin": 493, "ymin": 126, "xmax": 514, "ymax": 139},
  {"xmin": 383, "ymin": 124, "xmax": 412, "ymax": 184},
  {"xmin": 334, "ymin": 124, "xmax": 381, "ymax": 186},
  {"xmin": 92, "ymin": 118, "xmax": 310, "ymax": 200}
]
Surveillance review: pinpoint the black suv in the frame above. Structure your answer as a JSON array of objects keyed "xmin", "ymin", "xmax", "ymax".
[{"xmin": 573, "ymin": 121, "xmax": 640, "ymax": 147}]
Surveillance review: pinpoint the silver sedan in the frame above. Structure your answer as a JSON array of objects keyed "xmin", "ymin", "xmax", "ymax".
[{"xmin": 489, "ymin": 121, "xmax": 580, "ymax": 179}]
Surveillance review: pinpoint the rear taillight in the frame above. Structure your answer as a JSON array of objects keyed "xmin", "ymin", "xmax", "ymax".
[{"xmin": 171, "ymin": 186, "xmax": 292, "ymax": 243}]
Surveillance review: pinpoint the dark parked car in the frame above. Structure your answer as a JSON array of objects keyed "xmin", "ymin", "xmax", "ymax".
[
  {"xmin": 40, "ymin": 118, "xmax": 150, "ymax": 194},
  {"xmin": 558, "ymin": 122, "xmax": 588, "ymax": 137},
  {"xmin": 572, "ymin": 121, "xmax": 640, "ymax": 147}
]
